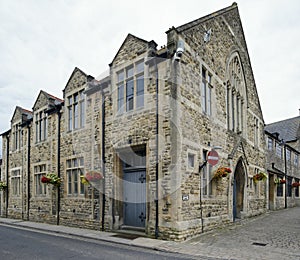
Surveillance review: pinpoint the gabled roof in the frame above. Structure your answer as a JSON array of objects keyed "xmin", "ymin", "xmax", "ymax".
[
  {"xmin": 265, "ymin": 116, "xmax": 300, "ymax": 142},
  {"xmin": 11, "ymin": 106, "xmax": 33, "ymax": 122},
  {"xmin": 110, "ymin": 33, "xmax": 149, "ymax": 66},
  {"xmin": 63, "ymin": 67, "xmax": 88, "ymax": 91},
  {"xmin": 169, "ymin": 3, "xmax": 238, "ymax": 33},
  {"xmin": 32, "ymin": 90, "xmax": 63, "ymax": 110}
]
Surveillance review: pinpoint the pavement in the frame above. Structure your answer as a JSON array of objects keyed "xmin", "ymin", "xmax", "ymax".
[{"xmin": 1, "ymin": 207, "xmax": 300, "ymax": 260}]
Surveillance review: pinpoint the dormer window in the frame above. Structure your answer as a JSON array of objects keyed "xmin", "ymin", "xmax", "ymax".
[
  {"xmin": 117, "ymin": 60, "xmax": 144, "ymax": 114},
  {"xmin": 12, "ymin": 123, "xmax": 22, "ymax": 150},
  {"xmin": 35, "ymin": 110, "xmax": 47, "ymax": 143},
  {"xmin": 67, "ymin": 90, "xmax": 85, "ymax": 131}
]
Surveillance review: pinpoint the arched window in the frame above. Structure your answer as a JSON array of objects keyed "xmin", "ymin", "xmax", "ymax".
[{"xmin": 226, "ymin": 53, "xmax": 246, "ymax": 133}]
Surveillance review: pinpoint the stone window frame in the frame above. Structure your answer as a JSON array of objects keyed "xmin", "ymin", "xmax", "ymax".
[
  {"xmin": 34, "ymin": 109, "xmax": 48, "ymax": 143},
  {"xmin": 66, "ymin": 157, "xmax": 85, "ymax": 196},
  {"xmin": 201, "ymin": 66, "xmax": 212, "ymax": 116},
  {"xmin": 67, "ymin": 89, "xmax": 85, "ymax": 131},
  {"xmin": 187, "ymin": 150, "xmax": 196, "ymax": 171},
  {"xmin": 11, "ymin": 168, "xmax": 21, "ymax": 197},
  {"xmin": 253, "ymin": 116, "xmax": 260, "ymax": 147},
  {"xmin": 33, "ymin": 163, "xmax": 48, "ymax": 196},
  {"xmin": 12, "ymin": 121, "xmax": 22, "ymax": 151},
  {"xmin": 226, "ymin": 54, "xmax": 245, "ymax": 134},
  {"xmin": 116, "ymin": 59, "xmax": 145, "ymax": 114}
]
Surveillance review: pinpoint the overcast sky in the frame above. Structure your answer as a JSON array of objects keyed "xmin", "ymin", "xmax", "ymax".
[{"xmin": 0, "ymin": 0, "xmax": 299, "ymax": 157}]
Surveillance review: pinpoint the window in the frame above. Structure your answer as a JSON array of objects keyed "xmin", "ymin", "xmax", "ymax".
[
  {"xmin": 12, "ymin": 123, "xmax": 22, "ymax": 150},
  {"xmin": 226, "ymin": 54, "xmax": 245, "ymax": 133},
  {"xmin": 34, "ymin": 164, "xmax": 47, "ymax": 196},
  {"xmin": 267, "ymin": 137, "xmax": 273, "ymax": 151},
  {"xmin": 188, "ymin": 153, "xmax": 195, "ymax": 169},
  {"xmin": 277, "ymin": 180, "xmax": 283, "ymax": 197},
  {"xmin": 287, "ymin": 177, "xmax": 292, "ymax": 197},
  {"xmin": 35, "ymin": 110, "xmax": 48, "ymax": 142},
  {"xmin": 202, "ymin": 150, "xmax": 212, "ymax": 196},
  {"xmin": 295, "ymin": 179, "xmax": 299, "ymax": 197},
  {"xmin": 66, "ymin": 157, "xmax": 84, "ymax": 195},
  {"xmin": 201, "ymin": 67, "xmax": 212, "ymax": 116},
  {"xmin": 11, "ymin": 169, "xmax": 21, "ymax": 196},
  {"xmin": 275, "ymin": 142, "xmax": 282, "ymax": 158},
  {"xmin": 67, "ymin": 90, "xmax": 85, "ymax": 131},
  {"xmin": 294, "ymin": 154, "xmax": 298, "ymax": 166},
  {"xmin": 254, "ymin": 117, "xmax": 259, "ymax": 146},
  {"xmin": 117, "ymin": 60, "xmax": 144, "ymax": 114},
  {"xmin": 286, "ymin": 149, "xmax": 291, "ymax": 162}
]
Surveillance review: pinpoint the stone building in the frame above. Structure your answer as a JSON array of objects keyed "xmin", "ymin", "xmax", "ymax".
[
  {"xmin": 1, "ymin": 3, "xmax": 269, "ymax": 240},
  {"xmin": 265, "ymin": 115, "xmax": 300, "ymax": 210}
]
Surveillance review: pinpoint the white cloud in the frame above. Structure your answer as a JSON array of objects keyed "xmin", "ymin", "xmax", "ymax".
[{"xmin": 0, "ymin": 0, "xmax": 300, "ymax": 157}]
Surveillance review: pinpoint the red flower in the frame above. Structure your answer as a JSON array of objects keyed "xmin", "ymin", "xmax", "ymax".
[
  {"xmin": 85, "ymin": 171, "xmax": 103, "ymax": 181},
  {"xmin": 292, "ymin": 182, "xmax": 300, "ymax": 187},
  {"xmin": 41, "ymin": 176, "xmax": 51, "ymax": 183}
]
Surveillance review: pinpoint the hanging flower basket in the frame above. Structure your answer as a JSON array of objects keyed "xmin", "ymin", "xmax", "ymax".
[
  {"xmin": 41, "ymin": 173, "xmax": 61, "ymax": 186},
  {"xmin": 80, "ymin": 175, "xmax": 89, "ymax": 185},
  {"xmin": 292, "ymin": 182, "xmax": 300, "ymax": 188},
  {"xmin": 274, "ymin": 178, "xmax": 286, "ymax": 184},
  {"xmin": 0, "ymin": 181, "xmax": 7, "ymax": 191},
  {"xmin": 214, "ymin": 167, "xmax": 232, "ymax": 179},
  {"xmin": 85, "ymin": 171, "xmax": 104, "ymax": 182},
  {"xmin": 253, "ymin": 172, "xmax": 267, "ymax": 183}
]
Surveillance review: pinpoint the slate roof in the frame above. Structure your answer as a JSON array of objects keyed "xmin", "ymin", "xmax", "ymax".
[{"xmin": 265, "ymin": 116, "xmax": 300, "ymax": 142}]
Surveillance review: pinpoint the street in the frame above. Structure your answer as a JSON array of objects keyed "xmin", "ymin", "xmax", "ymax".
[{"xmin": 0, "ymin": 224, "xmax": 199, "ymax": 260}]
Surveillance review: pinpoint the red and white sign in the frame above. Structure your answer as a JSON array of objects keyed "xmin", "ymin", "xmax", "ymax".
[{"xmin": 207, "ymin": 150, "xmax": 219, "ymax": 166}]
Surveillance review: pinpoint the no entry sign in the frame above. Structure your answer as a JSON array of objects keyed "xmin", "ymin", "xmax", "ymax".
[{"xmin": 207, "ymin": 150, "xmax": 219, "ymax": 166}]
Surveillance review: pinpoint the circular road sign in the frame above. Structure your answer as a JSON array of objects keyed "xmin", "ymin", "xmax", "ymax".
[{"xmin": 207, "ymin": 150, "xmax": 219, "ymax": 166}]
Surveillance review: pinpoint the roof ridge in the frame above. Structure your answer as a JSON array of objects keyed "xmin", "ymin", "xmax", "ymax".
[
  {"xmin": 173, "ymin": 2, "xmax": 238, "ymax": 33},
  {"xmin": 266, "ymin": 116, "xmax": 300, "ymax": 126}
]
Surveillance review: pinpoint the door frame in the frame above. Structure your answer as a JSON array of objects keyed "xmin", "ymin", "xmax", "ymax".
[{"xmin": 233, "ymin": 159, "xmax": 246, "ymax": 220}]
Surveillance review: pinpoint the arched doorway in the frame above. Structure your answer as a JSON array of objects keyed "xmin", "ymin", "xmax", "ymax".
[{"xmin": 233, "ymin": 159, "xmax": 246, "ymax": 220}]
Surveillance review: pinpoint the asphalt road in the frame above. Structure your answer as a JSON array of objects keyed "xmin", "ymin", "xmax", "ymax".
[{"xmin": 0, "ymin": 224, "xmax": 200, "ymax": 260}]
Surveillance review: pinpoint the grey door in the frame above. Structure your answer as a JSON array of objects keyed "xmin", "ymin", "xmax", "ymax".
[{"xmin": 123, "ymin": 170, "xmax": 146, "ymax": 227}]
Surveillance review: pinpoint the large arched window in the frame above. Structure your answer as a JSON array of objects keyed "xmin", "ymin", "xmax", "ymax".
[{"xmin": 226, "ymin": 53, "xmax": 246, "ymax": 133}]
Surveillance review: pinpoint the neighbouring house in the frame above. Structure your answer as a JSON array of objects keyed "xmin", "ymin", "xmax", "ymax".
[
  {"xmin": 1, "ymin": 3, "xmax": 269, "ymax": 241},
  {"xmin": 265, "ymin": 114, "xmax": 300, "ymax": 209}
]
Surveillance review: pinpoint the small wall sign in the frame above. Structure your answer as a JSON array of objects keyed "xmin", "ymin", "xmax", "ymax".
[{"xmin": 182, "ymin": 194, "xmax": 189, "ymax": 201}]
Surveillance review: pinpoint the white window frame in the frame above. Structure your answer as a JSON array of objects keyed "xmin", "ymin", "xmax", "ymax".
[
  {"xmin": 35, "ymin": 110, "xmax": 48, "ymax": 143},
  {"xmin": 11, "ymin": 168, "xmax": 21, "ymax": 196},
  {"xmin": 66, "ymin": 157, "xmax": 85, "ymax": 196},
  {"xmin": 67, "ymin": 90, "xmax": 85, "ymax": 131},
  {"xmin": 117, "ymin": 60, "xmax": 144, "ymax": 114},
  {"xmin": 34, "ymin": 164, "xmax": 48, "ymax": 196},
  {"xmin": 12, "ymin": 123, "xmax": 22, "ymax": 151}
]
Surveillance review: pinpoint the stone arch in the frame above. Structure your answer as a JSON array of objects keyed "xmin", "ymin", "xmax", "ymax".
[
  {"xmin": 233, "ymin": 158, "xmax": 247, "ymax": 220},
  {"xmin": 225, "ymin": 51, "xmax": 248, "ymax": 134}
]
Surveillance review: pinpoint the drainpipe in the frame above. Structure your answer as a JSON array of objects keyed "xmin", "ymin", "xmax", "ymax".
[
  {"xmin": 199, "ymin": 160, "xmax": 207, "ymax": 233},
  {"xmin": 5, "ymin": 135, "xmax": 9, "ymax": 218},
  {"xmin": 27, "ymin": 124, "xmax": 31, "ymax": 220},
  {"xmin": 101, "ymin": 91, "xmax": 106, "ymax": 231},
  {"xmin": 283, "ymin": 143, "xmax": 287, "ymax": 209},
  {"xmin": 57, "ymin": 109, "xmax": 61, "ymax": 225},
  {"xmin": 155, "ymin": 59, "xmax": 159, "ymax": 239}
]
